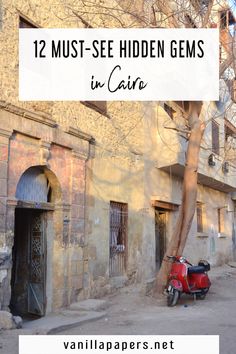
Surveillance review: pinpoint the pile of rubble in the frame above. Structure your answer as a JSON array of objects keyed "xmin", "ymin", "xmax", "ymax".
[{"xmin": 0, "ymin": 311, "xmax": 22, "ymax": 330}]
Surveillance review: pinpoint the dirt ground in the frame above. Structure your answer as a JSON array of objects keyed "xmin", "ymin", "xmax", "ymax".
[{"xmin": 1, "ymin": 264, "xmax": 236, "ymax": 354}]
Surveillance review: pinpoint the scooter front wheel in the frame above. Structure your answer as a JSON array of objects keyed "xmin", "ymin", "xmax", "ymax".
[{"xmin": 167, "ymin": 289, "xmax": 180, "ymax": 307}]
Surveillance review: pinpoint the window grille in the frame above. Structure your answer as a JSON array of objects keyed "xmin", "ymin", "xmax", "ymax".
[{"xmin": 109, "ymin": 201, "xmax": 128, "ymax": 277}]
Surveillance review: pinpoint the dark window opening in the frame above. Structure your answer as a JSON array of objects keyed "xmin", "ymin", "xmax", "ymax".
[
  {"xmin": 225, "ymin": 118, "xmax": 236, "ymax": 141},
  {"xmin": 19, "ymin": 16, "xmax": 37, "ymax": 28},
  {"xmin": 81, "ymin": 101, "xmax": 107, "ymax": 117},
  {"xmin": 224, "ymin": 118, "xmax": 236, "ymax": 165},
  {"xmin": 212, "ymin": 120, "xmax": 220, "ymax": 155},
  {"xmin": 225, "ymin": 126, "xmax": 234, "ymax": 141},
  {"xmin": 185, "ymin": 14, "xmax": 197, "ymax": 28},
  {"xmin": 220, "ymin": 9, "xmax": 235, "ymax": 30},
  {"xmin": 164, "ymin": 103, "xmax": 176, "ymax": 119},
  {"xmin": 228, "ymin": 10, "xmax": 236, "ymax": 27},
  {"xmin": 220, "ymin": 11, "xmax": 227, "ymax": 29}
]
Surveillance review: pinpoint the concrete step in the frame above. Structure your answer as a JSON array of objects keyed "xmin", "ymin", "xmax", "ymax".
[
  {"xmin": 23, "ymin": 310, "xmax": 106, "ymax": 334},
  {"xmin": 69, "ymin": 299, "xmax": 109, "ymax": 312},
  {"xmin": 228, "ymin": 261, "xmax": 236, "ymax": 268},
  {"xmin": 110, "ymin": 276, "xmax": 128, "ymax": 289}
]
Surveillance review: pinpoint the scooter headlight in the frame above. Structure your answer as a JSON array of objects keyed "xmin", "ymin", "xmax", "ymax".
[{"xmin": 179, "ymin": 257, "xmax": 186, "ymax": 263}]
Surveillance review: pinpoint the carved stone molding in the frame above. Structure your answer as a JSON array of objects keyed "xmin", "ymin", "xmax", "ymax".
[
  {"xmin": 40, "ymin": 140, "xmax": 51, "ymax": 165},
  {"xmin": 6, "ymin": 199, "xmax": 18, "ymax": 208},
  {"xmin": 67, "ymin": 126, "xmax": 95, "ymax": 144},
  {"xmin": 72, "ymin": 150, "xmax": 88, "ymax": 161},
  {"xmin": 0, "ymin": 128, "xmax": 12, "ymax": 139},
  {"xmin": 55, "ymin": 203, "xmax": 71, "ymax": 212},
  {"xmin": 0, "ymin": 101, "xmax": 57, "ymax": 128}
]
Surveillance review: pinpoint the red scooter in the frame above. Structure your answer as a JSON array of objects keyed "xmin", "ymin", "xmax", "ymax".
[{"xmin": 166, "ymin": 256, "xmax": 211, "ymax": 306}]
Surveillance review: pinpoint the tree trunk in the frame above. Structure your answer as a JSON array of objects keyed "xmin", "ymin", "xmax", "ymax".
[{"xmin": 154, "ymin": 102, "xmax": 205, "ymax": 295}]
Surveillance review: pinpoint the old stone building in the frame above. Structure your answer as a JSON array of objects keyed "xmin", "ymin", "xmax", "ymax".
[
  {"xmin": 0, "ymin": 0, "xmax": 146, "ymax": 316},
  {"xmin": 0, "ymin": 106, "xmax": 92, "ymax": 315},
  {"xmin": 0, "ymin": 0, "xmax": 236, "ymax": 318}
]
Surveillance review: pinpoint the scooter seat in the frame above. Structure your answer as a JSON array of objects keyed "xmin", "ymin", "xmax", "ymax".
[{"xmin": 188, "ymin": 265, "xmax": 206, "ymax": 274}]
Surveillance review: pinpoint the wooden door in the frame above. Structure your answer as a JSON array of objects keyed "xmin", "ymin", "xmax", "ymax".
[{"xmin": 155, "ymin": 210, "xmax": 166, "ymax": 270}]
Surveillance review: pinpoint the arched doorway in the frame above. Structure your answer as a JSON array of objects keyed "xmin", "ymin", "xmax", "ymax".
[{"xmin": 10, "ymin": 166, "xmax": 61, "ymax": 317}]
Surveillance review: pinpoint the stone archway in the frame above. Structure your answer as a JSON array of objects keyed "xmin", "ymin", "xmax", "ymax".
[
  {"xmin": 15, "ymin": 166, "xmax": 61, "ymax": 205},
  {"xmin": 10, "ymin": 166, "xmax": 61, "ymax": 317}
]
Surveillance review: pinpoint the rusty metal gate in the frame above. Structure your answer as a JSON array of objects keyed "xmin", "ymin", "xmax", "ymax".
[
  {"xmin": 28, "ymin": 212, "xmax": 46, "ymax": 316},
  {"xmin": 11, "ymin": 209, "xmax": 46, "ymax": 317},
  {"xmin": 109, "ymin": 202, "xmax": 128, "ymax": 277}
]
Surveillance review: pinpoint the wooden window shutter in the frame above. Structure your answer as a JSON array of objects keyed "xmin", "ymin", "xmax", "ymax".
[
  {"xmin": 217, "ymin": 208, "xmax": 225, "ymax": 234},
  {"xmin": 212, "ymin": 120, "xmax": 220, "ymax": 155},
  {"xmin": 196, "ymin": 202, "xmax": 203, "ymax": 233}
]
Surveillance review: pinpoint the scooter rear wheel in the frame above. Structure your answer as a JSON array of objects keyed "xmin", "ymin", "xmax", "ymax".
[
  {"xmin": 167, "ymin": 289, "xmax": 180, "ymax": 307},
  {"xmin": 196, "ymin": 288, "xmax": 209, "ymax": 300}
]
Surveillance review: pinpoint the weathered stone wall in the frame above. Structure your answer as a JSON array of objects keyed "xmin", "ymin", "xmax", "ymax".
[{"xmin": 0, "ymin": 0, "xmax": 235, "ymax": 308}]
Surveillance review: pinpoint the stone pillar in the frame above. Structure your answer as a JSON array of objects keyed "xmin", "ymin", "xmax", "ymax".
[
  {"xmin": 0, "ymin": 128, "xmax": 13, "ymax": 310},
  {"xmin": 69, "ymin": 151, "xmax": 87, "ymax": 303},
  {"xmin": 51, "ymin": 203, "xmax": 71, "ymax": 310},
  {"xmin": 1, "ymin": 199, "xmax": 18, "ymax": 310},
  {"xmin": 0, "ymin": 129, "xmax": 11, "ymax": 237},
  {"xmin": 62, "ymin": 204, "xmax": 71, "ymax": 248},
  {"xmin": 70, "ymin": 150, "xmax": 86, "ymax": 246}
]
